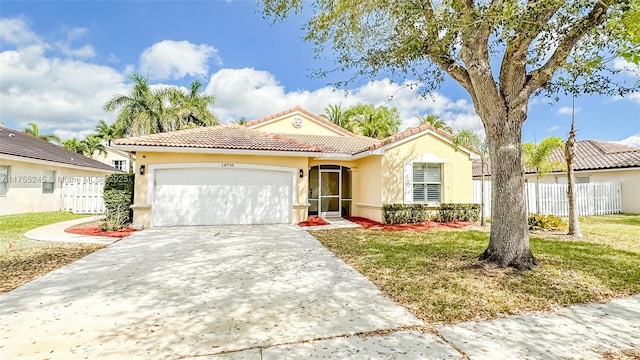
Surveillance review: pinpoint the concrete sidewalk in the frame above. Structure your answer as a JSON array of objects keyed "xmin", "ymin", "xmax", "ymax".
[{"xmin": 23, "ymin": 216, "xmax": 117, "ymax": 245}]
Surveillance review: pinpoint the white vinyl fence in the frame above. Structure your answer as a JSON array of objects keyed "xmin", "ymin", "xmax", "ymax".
[
  {"xmin": 473, "ymin": 180, "xmax": 621, "ymax": 217},
  {"xmin": 62, "ymin": 176, "xmax": 105, "ymax": 214}
]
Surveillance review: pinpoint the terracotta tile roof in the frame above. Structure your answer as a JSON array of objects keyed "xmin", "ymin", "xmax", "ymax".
[
  {"xmin": 244, "ymin": 105, "xmax": 357, "ymax": 137},
  {"xmin": 472, "ymin": 140, "xmax": 640, "ymax": 177},
  {"xmin": 278, "ymin": 134, "xmax": 379, "ymax": 155},
  {"xmin": 370, "ymin": 123, "xmax": 455, "ymax": 150},
  {"xmin": 0, "ymin": 127, "xmax": 119, "ymax": 172},
  {"xmin": 114, "ymin": 124, "xmax": 322, "ymax": 153}
]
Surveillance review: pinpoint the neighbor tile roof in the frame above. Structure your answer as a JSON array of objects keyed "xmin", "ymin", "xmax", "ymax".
[
  {"xmin": 114, "ymin": 125, "xmax": 323, "ymax": 153},
  {"xmin": 472, "ymin": 140, "xmax": 640, "ymax": 177},
  {"xmin": 0, "ymin": 127, "xmax": 119, "ymax": 172},
  {"xmin": 279, "ymin": 134, "xmax": 378, "ymax": 155},
  {"xmin": 244, "ymin": 105, "xmax": 357, "ymax": 137}
]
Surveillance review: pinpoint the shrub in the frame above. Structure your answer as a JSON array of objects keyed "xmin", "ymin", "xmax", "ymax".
[
  {"xmin": 104, "ymin": 173, "xmax": 134, "ymax": 193},
  {"xmin": 528, "ymin": 213, "xmax": 566, "ymax": 231},
  {"xmin": 438, "ymin": 203, "xmax": 480, "ymax": 222},
  {"xmin": 382, "ymin": 204, "xmax": 438, "ymax": 224},
  {"xmin": 101, "ymin": 173, "xmax": 134, "ymax": 230}
]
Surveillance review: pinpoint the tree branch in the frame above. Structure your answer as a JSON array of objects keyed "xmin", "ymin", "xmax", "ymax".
[
  {"xmin": 519, "ymin": 0, "xmax": 615, "ymax": 100},
  {"xmin": 418, "ymin": 0, "xmax": 474, "ymax": 93},
  {"xmin": 499, "ymin": 0, "xmax": 563, "ymax": 102}
]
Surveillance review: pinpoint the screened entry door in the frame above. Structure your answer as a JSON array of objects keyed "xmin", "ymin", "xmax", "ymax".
[{"xmin": 320, "ymin": 170, "xmax": 340, "ymax": 217}]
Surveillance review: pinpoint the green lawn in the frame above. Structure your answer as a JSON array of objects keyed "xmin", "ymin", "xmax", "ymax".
[
  {"xmin": 310, "ymin": 214, "xmax": 640, "ymax": 325},
  {"xmin": 0, "ymin": 212, "xmax": 106, "ymax": 293}
]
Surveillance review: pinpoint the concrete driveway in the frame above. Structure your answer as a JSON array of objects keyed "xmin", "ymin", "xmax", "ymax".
[{"xmin": 0, "ymin": 225, "xmax": 458, "ymax": 359}]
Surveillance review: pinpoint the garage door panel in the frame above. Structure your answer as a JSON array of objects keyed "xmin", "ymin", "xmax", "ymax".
[{"xmin": 153, "ymin": 168, "xmax": 292, "ymax": 226}]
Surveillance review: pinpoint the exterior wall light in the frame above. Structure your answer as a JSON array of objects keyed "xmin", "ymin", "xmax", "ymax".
[
  {"xmin": 299, "ymin": 169, "xmax": 304, "ymax": 178},
  {"xmin": 139, "ymin": 165, "xmax": 146, "ymax": 175}
]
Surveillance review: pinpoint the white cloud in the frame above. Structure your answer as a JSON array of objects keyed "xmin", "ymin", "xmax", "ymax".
[
  {"xmin": 0, "ymin": 17, "xmax": 41, "ymax": 45},
  {"xmin": 557, "ymin": 106, "xmax": 580, "ymax": 115},
  {"xmin": 56, "ymin": 42, "xmax": 96, "ymax": 59},
  {"xmin": 547, "ymin": 125, "xmax": 559, "ymax": 132},
  {"xmin": 205, "ymin": 68, "xmax": 481, "ymax": 132},
  {"xmin": 613, "ymin": 57, "xmax": 640, "ymax": 75},
  {"xmin": 617, "ymin": 134, "xmax": 640, "ymax": 148},
  {"xmin": 139, "ymin": 40, "xmax": 221, "ymax": 80},
  {"xmin": 0, "ymin": 18, "xmax": 128, "ymax": 139}
]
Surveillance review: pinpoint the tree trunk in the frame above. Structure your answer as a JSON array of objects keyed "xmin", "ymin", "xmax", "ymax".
[
  {"xmin": 566, "ymin": 119, "xmax": 582, "ymax": 237},
  {"xmin": 480, "ymin": 165, "xmax": 486, "ymax": 226},
  {"xmin": 535, "ymin": 176, "xmax": 540, "ymax": 214},
  {"xmin": 480, "ymin": 112, "xmax": 537, "ymax": 270}
]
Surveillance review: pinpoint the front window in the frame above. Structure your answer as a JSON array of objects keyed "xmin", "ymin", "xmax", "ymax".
[
  {"xmin": 0, "ymin": 165, "xmax": 9, "ymax": 196},
  {"xmin": 412, "ymin": 163, "xmax": 441, "ymax": 203},
  {"xmin": 112, "ymin": 160, "xmax": 126, "ymax": 171},
  {"xmin": 42, "ymin": 170, "xmax": 55, "ymax": 194}
]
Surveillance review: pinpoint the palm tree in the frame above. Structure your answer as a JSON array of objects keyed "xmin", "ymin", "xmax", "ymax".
[
  {"xmin": 95, "ymin": 120, "xmax": 121, "ymax": 146},
  {"xmin": 345, "ymin": 104, "xmax": 400, "ymax": 139},
  {"xmin": 231, "ymin": 117, "xmax": 248, "ymax": 125},
  {"xmin": 522, "ymin": 136, "xmax": 566, "ymax": 214},
  {"xmin": 167, "ymin": 80, "xmax": 218, "ymax": 131},
  {"xmin": 24, "ymin": 123, "xmax": 61, "ymax": 144},
  {"xmin": 104, "ymin": 73, "xmax": 168, "ymax": 136},
  {"xmin": 321, "ymin": 104, "xmax": 354, "ymax": 131},
  {"xmin": 453, "ymin": 129, "xmax": 489, "ymax": 226},
  {"xmin": 81, "ymin": 136, "xmax": 107, "ymax": 159},
  {"xmin": 417, "ymin": 114, "xmax": 453, "ymax": 133},
  {"xmin": 62, "ymin": 138, "xmax": 86, "ymax": 154}
]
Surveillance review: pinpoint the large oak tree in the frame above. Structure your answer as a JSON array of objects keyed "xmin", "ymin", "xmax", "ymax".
[{"xmin": 261, "ymin": 0, "xmax": 637, "ymax": 269}]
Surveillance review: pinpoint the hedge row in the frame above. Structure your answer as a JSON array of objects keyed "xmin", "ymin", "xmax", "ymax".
[{"xmin": 382, "ymin": 203, "xmax": 480, "ymax": 224}]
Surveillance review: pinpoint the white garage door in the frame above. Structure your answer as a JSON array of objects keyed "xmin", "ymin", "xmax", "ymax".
[{"xmin": 153, "ymin": 167, "xmax": 292, "ymax": 226}]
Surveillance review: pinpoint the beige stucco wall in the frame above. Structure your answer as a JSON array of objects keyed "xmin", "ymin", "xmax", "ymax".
[
  {"xmin": 352, "ymin": 156, "xmax": 383, "ymax": 222},
  {"xmin": 94, "ymin": 148, "xmax": 134, "ymax": 171},
  {"xmin": 133, "ymin": 152, "xmax": 310, "ymax": 227},
  {"xmin": 382, "ymin": 133, "xmax": 474, "ymax": 205},
  {"xmin": 526, "ymin": 168, "xmax": 640, "ymax": 214},
  {"xmin": 251, "ymin": 113, "xmax": 344, "ymax": 136},
  {"xmin": 0, "ymin": 159, "xmax": 109, "ymax": 216}
]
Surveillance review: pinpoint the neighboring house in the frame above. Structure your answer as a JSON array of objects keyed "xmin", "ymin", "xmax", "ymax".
[
  {"xmin": 473, "ymin": 140, "xmax": 640, "ymax": 214},
  {"xmin": 0, "ymin": 127, "xmax": 118, "ymax": 215},
  {"xmin": 114, "ymin": 106, "xmax": 477, "ymax": 227},
  {"xmin": 94, "ymin": 146, "xmax": 135, "ymax": 172}
]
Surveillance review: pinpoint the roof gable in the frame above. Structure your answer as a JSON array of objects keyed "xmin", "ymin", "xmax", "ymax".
[
  {"xmin": 371, "ymin": 123, "xmax": 477, "ymax": 157},
  {"xmin": 244, "ymin": 106, "xmax": 356, "ymax": 137},
  {"xmin": 0, "ymin": 127, "xmax": 119, "ymax": 172}
]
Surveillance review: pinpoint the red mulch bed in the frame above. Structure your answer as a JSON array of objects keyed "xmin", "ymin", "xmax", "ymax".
[
  {"xmin": 346, "ymin": 217, "xmax": 474, "ymax": 231},
  {"xmin": 298, "ymin": 216, "xmax": 330, "ymax": 227},
  {"xmin": 65, "ymin": 226, "xmax": 136, "ymax": 238}
]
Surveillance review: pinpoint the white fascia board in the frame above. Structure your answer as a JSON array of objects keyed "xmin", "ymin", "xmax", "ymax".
[
  {"xmin": 0, "ymin": 154, "xmax": 116, "ymax": 173},
  {"xmin": 313, "ymin": 151, "xmax": 383, "ymax": 161},
  {"xmin": 111, "ymin": 145, "xmax": 322, "ymax": 158}
]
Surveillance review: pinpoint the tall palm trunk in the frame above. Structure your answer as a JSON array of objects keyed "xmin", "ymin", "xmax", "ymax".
[
  {"xmin": 566, "ymin": 100, "xmax": 582, "ymax": 237},
  {"xmin": 480, "ymin": 163, "xmax": 486, "ymax": 226},
  {"xmin": 535, "ymin": 176, "xmax": 541, "ymax": 214}
]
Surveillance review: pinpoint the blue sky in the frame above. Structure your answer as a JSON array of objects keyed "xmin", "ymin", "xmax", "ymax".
[{"xmin": 1, "ymin": 1, "xmax": 639, "ymax": 146}]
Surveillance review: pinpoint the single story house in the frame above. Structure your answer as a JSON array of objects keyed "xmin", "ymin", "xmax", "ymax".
[
  {"xmin": 114, "ymin": 106, "xmax": 477, "ymax": 227},
  {"xmin": 473, "ymin": 140, "xmax": 640, "ymax": 214},
  {"xmin": 0, "ymin": 127, "xmax": 119, "ymax": 215}
]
